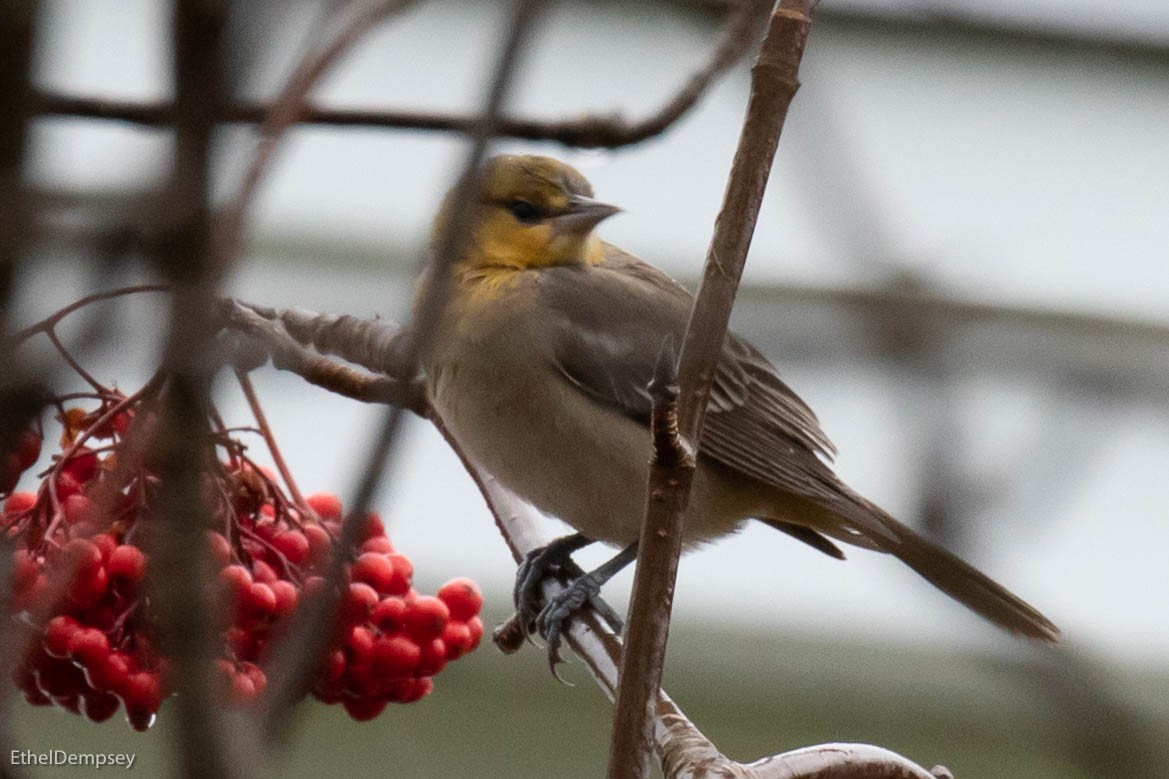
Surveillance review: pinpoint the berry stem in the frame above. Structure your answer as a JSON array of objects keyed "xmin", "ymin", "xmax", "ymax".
[
  {"xmin": 47, "ymin": 329, "xmax": 107, "ymax": 394},
  {"xmin": 234, "ymin": 370, "xmax": 307, "ymax": 511}
]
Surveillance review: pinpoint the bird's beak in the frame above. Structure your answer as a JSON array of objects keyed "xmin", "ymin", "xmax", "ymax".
[{"xmin": 549, "ymin": 196, "xmax": 621, "ymax": 236}]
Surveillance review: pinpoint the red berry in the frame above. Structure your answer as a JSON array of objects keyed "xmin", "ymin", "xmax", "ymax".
[
  {"xmin": 69, "ymin": 565, "xmax": 109, "ymax": 608},
  {"xmin": 304, "ymin": 524, "xmax": 333, "ymax": 567},
  {"xmin": 352, "ymin": 553, "xmax": 395, "ymax": 594},
  {"xmin": 240, "ymin": 662, "xmax": 266, "ymax": 695},
  {"xmin": 251, "ymin": 559, "xmax": 278, "ymax": 584},
  {"xmin": 61, "ymin": 538, "xmax": 103, "ymax": 575},
  {"xmin": 371, "ymin": 597, "xmax": 407, "ymax": 634},
  {"xmin": 442, "ymin": 622, "xmax": 474, "ymax": 661},
  {"xmin": 342, "ymin": 696, "xmax": 387, "ymax": 721},
  {"xmin": 81, "ymin": 690, "xmax": 121, "ymax": 723},
  {"xmin": 466, "ymin": 616, "xmax": 484, "ymax": 650},
  {"xmin": 85, "ymin": 651, "xmax": 131, "ymax": 693},
  {"xmin": 404, "ymin": 596, "xmax": 449, "ymax": 643},
  {"xmin": 107, "ymin": 544, "xmax": 147, "ymax": 586},
  {"xmin": 207, "ymin": 531, "xmax": 232, "ymax": 565},
  {"xmin": 416, "ymin": 638, "xmax": 447, "ymax": 677},
  {"xmin": 346, "ymin": 625, "xmax": 376, "ymax": 666},
  {"xmin": 63, "ymin": 494, "xmax": 97, "ymax": 526},
  {"xmin": 68, "ymin": 627, "xmax": 110, "ymax": 668},
  {"xmin": 62, "ymin": 448, "xmax": 99, "ymax": 484},
  {"xmin": 360, "ymin": 513, "xmax": 385, "ymax": 540},
  {"xmin": 319, "ymin": 649, "xmax": 346, "ymax": 684},
  {"xmin": 11, "ymin": 572, "xmax": 48, "ymax": 612},
  {"xmin": 9, "ymin": 549, "xmax": 38, "ymax": 591},
  {"xmin": 306, "ymin": 493, "xmax": 342, "ymax": 522},
  {"xmin": 91, "ymin": 533, "xmax": 117, "ymax": 562},
  {"xmin": 341, "ymin": 582, "xmax": 379, "ymax": 623},
  {"xmin": 225, "ymin": 627, "xmax": 260, "ymax": 661},
  {"xmin": 361, "ymin": 536, "xmax": 394, "ymax": 554},
  {"xmin": 43, "ymin": 616, "xmax": 80, "ymax": 659},
  {"xmin": 3, "ymin": 491, "xmax": 36, "ymax": 517},
  {"xmin": 53, "ymin": 471, "xmax": 81, "ymax": 501},
  {"xmin": 238, "ymin": 582, "xmax": 277, "ymax": 626},
  {"xmin": 384, "ymin": 554, "xmax": 413, "ymax": 596},
  {"xmin": 265, "ymin": 579, "xmax": 294, "ymax": 618},
  {"xmin": 271, "ymin": 530, "xmax": 309, "ymax": 565},
  {"xmin": 401, "ymin": 676, "xmax": 433, "ymax": 703},
  {"xmin": 218, "ymin": 564, "xmax": 252, "ymax": 599},
  {"xmin": 230, "ymin": 671, "xmax": 257, "ymax": 704},
  {"xmin": 121, "ymin": 672, "xmax": 162, "ymax": 731},
  {"xmin": 371, "ymin": 635, "xmax": 420, "ymax": 679},
  {"xmin": 437, "ymin": 577, "xmax": 484, "ymax": 622}
]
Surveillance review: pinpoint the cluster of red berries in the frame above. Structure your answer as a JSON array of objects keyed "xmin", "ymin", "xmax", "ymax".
[
  {"xmin": 219, "ymin": 490, "xmax": 484, "ymax": 721},
  {"xmin": 2, "ymin": 397, "xmax": 483, "ymax": 731}
]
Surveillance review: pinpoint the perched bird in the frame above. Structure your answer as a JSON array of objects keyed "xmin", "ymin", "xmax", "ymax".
[{"xmin": 421, "ymin": 154, "xmax": 1058, "ymax": 660}]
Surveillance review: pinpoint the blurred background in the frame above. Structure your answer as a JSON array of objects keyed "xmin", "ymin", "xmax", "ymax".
[{"xmin": 8, "ymin": 0, "xmax": 1169, "ymax": 775}]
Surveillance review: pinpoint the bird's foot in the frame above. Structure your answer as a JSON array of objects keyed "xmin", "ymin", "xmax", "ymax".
[
  {"xmin": 534, "ymin": 571, "xmax": 615, "ymax": 680},
  {"xmin": 511, "ymin": 535, "xmax": 625, "ymax": 679},
  {"xmin": 513, "ymin": 534, "xmax": 594, "ymax": 639}
]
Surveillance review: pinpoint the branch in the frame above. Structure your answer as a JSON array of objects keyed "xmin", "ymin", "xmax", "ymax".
[
  {"xmin": 215, "ymin": 0, "xmax": 420, "ymax": 277},
  {"xmin": 145, "ymin": 1, "xmax": 258, "ymax": 776},
  {"xmin": 609, "ymin": 2, "xmax": 820, "ymax": 775},
  {"xmin": 29, "ymin": 0, "xmax": 766, "ymax": 150}
]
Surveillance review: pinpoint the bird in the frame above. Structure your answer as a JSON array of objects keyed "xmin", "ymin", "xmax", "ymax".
[{"xmin": 419, "ymin": 154, "xmax": 1058, "ymax": 664}]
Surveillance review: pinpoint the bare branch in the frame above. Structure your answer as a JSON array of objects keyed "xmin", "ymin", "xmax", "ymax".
[
  {"xmin": 29, "ymin": 0, "xmax": 766, "ymax": 150},
  {"xmin": 609, "ymin": 1, "xmax": 821, "ymax": 776},
  {"xmin": 140, "ymin": 2, "xmax": 263, "ymax": 776},
  {"xmin": 215, "ymin": 0, "xmax": 421, "ymax": 276}
]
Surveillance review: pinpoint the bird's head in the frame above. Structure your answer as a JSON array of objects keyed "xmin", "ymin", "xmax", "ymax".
[{"xmin": 434, "ymin": 155, "xmax": 620, "ymax": 271}]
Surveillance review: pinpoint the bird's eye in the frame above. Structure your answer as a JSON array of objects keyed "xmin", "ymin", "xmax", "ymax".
[{"xmin": 506, "ymin": 200, "xmax": 541, "ymax": 224}]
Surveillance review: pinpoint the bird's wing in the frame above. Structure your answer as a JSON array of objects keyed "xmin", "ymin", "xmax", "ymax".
[{"xmin": 540, "ymin": 246, "xmax": 842, "ymax": 501}]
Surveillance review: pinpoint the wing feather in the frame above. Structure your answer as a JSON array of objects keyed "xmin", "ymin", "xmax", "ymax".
[{"xmin": 541, "ymin": 246, "xmax": 840, "ymax": 503}]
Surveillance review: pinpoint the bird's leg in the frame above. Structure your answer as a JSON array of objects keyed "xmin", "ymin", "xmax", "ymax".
[
  {"xmin": 536, "ymin": 542, "xmax": 638, "ymax": 676},
  {"xmin": 513, "ymin": 533, "xmax": 595, "ymax": 638}
]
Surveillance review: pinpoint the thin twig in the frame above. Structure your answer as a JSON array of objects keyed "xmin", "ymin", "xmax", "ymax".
[
  {"xmin": 7, "ymin": 284, "xmax": 169, "ymax": 346},
  {"xmin": 608, "ymin": 2, "xmax": 821, "ymax": 776},
  {"xmin": 257, "ymin": 0, "xmax": 548, "ymax": 743},
  {"xmin": 215, "ymin": 0, "xmax": 420, "ymax": 277},
  {"xmin": 234, "ymin": 370, "xmax": 307, "ymax": 509},
  {"xmin": 29, "ymin": 0, "xmax": 764, "ymax": 150}
]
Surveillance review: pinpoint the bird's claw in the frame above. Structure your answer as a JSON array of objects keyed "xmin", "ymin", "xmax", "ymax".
[
  {"xmin": 535, "ymin": 572, "xmax": 605, "ymax": 678},
  {"xmin": 513, "ymin": 545, "xmax": 575, "ymax": 641}
]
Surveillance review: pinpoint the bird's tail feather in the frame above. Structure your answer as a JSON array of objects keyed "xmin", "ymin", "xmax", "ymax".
[{"xmin": 769, "ymin": 493, "xmax": 1060, "ymax": 643}]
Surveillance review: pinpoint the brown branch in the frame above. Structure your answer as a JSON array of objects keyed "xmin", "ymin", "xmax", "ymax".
[
  {"xmin": 218, "ymin": 299, "xmax": 423, "ymax": 411},
  {"xmin": 29, "ymin": 0, "xmax": 765, "ymax": 150},
  {"xmin": 144, "ymin": 2, "xmax": 257, "ymax": 776},
  {"xmin": 609, "ymin": 2, "xmax": 820, "ymax": 776}
]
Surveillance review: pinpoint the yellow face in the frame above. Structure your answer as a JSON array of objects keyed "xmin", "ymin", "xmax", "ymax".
[{"xmin": 436, "ymin": 155, "xmax": 619, "ymax": 272}]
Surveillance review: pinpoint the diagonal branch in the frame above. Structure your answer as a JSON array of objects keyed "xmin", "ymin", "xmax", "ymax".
[{"xmin": 609, "ymin": 1, "xmax": 822, "ymax": 776}]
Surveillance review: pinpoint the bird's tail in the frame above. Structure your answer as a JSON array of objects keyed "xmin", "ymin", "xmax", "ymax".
[{"xmin": 765, "ymin": 494, "xmax": 1059, "ymax": 643}]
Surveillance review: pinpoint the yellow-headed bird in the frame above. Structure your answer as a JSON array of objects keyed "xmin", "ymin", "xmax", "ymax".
[{"xmin": 422, "ymin": 154, "xmax": 1057, "ymax": 659}]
